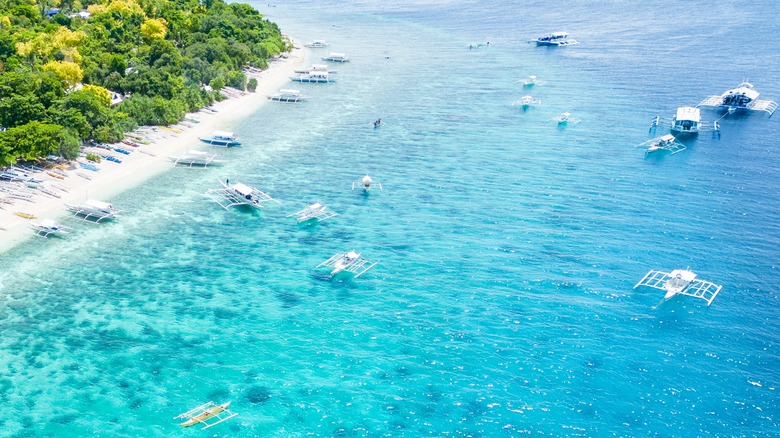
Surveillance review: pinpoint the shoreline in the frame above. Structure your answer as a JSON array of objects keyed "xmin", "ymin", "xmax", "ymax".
[{"xmin": 0, "ymin": 45, "xmax": 309, "ymax": 255}]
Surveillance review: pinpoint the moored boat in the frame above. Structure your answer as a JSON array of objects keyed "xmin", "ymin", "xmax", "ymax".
[
  {"xmin": 534, "ymin": 32, "xmax": 579, "ymax": 46},
  {"xmin": 198, "ymin": 130, "xmax": 241, "ymax": 147},
  {"xmin": 321, "ymin": 52, "xmax": 350, "ymax": 62}
]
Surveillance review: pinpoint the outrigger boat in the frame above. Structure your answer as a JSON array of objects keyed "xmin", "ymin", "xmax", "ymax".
[
  {"xmin": 287, "ymin": 202, "xmax": 338, "ymax": 223},
  {"xmin": 663, "ymin": 107, "xmax": 720, "ymax": 136},
  {"xmin": 29, "ymin": 218, "xmax": 73, "ymax": 238},
  {"xmin": 516, "ymin": 75, "xmax": 546, "ymax": 87},
  {"xmin": 698, "ymin": 82, "xmax": 776, "ymax": 117},
  {"xmin": 207, "ymin": 179, "xmax": 280, "ymax": 210},
  {"xmin": 641, "ymin": 134, "xmax": 686, "ymax": 155},
  {"xmin": 175, "ymin": 401, "xmax": 237, "ymax": 430},
  {"xmin": 316, "ymin": 251, "xmax": 378, "ymax": 278},
  {"xmin": 304, "ymin": 39, "xmax": 329, "ymax": 48},
  {"xmin": 169, "ymin": 150, "xmax": 226, "ymax": 167},
  {"xmin": 352, "ymin": 175, "xmax": 382, "ymax": 191},
  {"xmin": 268, "ymin": 89, "xmax": 308, "ymax": 103},
  {"xmin": 512, "ymin": 95, "xmax": 541, "ymax": 110},
  {"xmin": 321, "ymin": 52, "xmax": 350, "ymax": 62},
  {"xmin": 550, "ymin": 112, "xmax": 580, "ymax": 125},
  {"xmin": 290, "ymin": 71, "xmax": 334, "ymax": 83},
  {"xmin": 533, "ymin": 32, "xmax": 579, "ymax": 46},
  {"xmin": 65, "ymin": 199, "xmax": 122, "ymax": 222},
  {"xmin": 198, "ymin": 130, "xmax": 241, "ymax": 147},
  {"xmin": 634, "ymin": 268, "xmax": 722, "ymax": 307}
]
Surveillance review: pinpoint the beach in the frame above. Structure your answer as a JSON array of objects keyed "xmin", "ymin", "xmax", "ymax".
[{"xmin": 0, "ymin": 45, "xmax": 309, "ymax": 254}]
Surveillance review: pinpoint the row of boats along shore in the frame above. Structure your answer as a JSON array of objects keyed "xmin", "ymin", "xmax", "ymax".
[
  {"xmin": 520, "ymin": 32, "xmax": 778, "ymax": 310},
  {"xmin": 0, "ymin": 39, "xmax": 379, "ymax": 307}
]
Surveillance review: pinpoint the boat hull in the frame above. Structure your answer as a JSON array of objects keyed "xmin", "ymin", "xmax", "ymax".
[{"xmin": 199, "ymin": 138, "xmax": 242, "ymax": 147}]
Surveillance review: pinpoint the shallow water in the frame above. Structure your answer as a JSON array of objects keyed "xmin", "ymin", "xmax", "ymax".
[{"xmin": 1, "ymin": 0, "xmax": 778, "ymax": 436}]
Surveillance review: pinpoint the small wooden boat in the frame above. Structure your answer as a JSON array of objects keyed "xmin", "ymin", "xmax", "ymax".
[
  {"xmin": 14, "ymin": 211, "xmax": 37, "ymax": 219},
  {"xmin": 175, "ymin": 401, "xmax": 237, "ymax": 430}
]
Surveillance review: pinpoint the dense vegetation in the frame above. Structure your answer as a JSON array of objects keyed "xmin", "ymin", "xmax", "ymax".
[{"xmin": 0, "ymin": 0, "xmax": 290, "ymax": 166}]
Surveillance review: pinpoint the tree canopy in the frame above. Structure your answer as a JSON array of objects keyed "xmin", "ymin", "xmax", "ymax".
[{"xmin": 0, "ymin": 0, "xmax": 290, "ymax": 167}]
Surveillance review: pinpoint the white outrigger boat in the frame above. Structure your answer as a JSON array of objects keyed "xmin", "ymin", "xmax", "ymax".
[
  {"xmin": 169, "ymin": 150, "xmax": 226, "ymax": 167},
  {"xmin": 317, "ymin": 251, "xmax": 378, "ymax": 278},
  {"xmin": 698, "ymin": 82, "xmax": 776, "ymax": 117},
  {"xmin": 198, "ymin": 130, "xmax": 241, "ymax": 147},
  {"xmin": 550, "ymin": 112, "xmax": 580, "ymax": 125},
  {"xmin": 287, "ymin": 202, "xmax": 337, "ymax": 223},
  {"xmin": 175, "ymin": 401, "xmax": 237, "ymax": 430},
  {"xmin": 352, "ymin": 175, "xmax": 382, "ymax": 191},
  {"xmin": 207, "ymin": 179, "xmax": 280, "ymax": 210},
  {"xmin": 321, "ymin": 52, "xmax": 350, "ymax": 62},
  {"xmin": 516, "ymin": 75, "xmax": 546, "ymax": 88},
  {"xmin": 512, "ymin": 95, "xmax": 541, "ymax": 110},
  {"xmin": 641, "ymin": 134, "xmax": 686, "ymax": 155},
  {"xmin": 668, "ymin": 107, "xmax": 720, "ymax": 136},
  {"xmin": 290, "ymin": 71, "xmax": 334, "ymax": 83},
  {"xmin": 268, "ymin": 88, "xmax": 308, "ymax": 103},
  {"xmin": 533, "ymin": 32, "xmax": 579, "ymax": 46},
  {"xmin": 304, "ymin": 39, "xmax": 329, "ymax": 48},
  {"xmin": 29, "ymin": 218, "xmax": 73, "ymax": 238},
  {"xmin": 634, "ymin": 268, "xmax": 722, "ymax": 306},
  {"xmin": 65, "ymin": 199, "xmax": 122, "ymax": 222}
]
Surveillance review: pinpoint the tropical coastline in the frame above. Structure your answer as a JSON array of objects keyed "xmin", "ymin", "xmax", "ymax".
[
  {"xmin": 1, "ymin": 0, "xmax": 779, "ymax": 436},
  {"xmin": 0, "ymin": 45, "xmax": 308, "ymax": 254}
]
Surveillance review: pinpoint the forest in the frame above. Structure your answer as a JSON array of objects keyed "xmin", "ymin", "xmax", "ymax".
[{"xmin": 0, "ymin": 0, "xmax": 290, "ymax": 166}]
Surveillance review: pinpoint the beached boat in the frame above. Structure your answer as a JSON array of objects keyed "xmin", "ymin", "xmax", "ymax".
[
  {"xmin": 352, "ymin": 175, "xmax": 382, "ymax": 191},
  {"xmin": 0, "ymin": 167, "xmax": 43, "ymax": 183},
  {"xmin": 290, "ymin": 71, "xmax": 334, "ymax": 83},
  {"xmin": 65, "ymin": 199, "xmax": 122, "ymax": 222},
  {"xmin": 634, "ymin": 269, "xmax": 722, "ymax": 307},
  {"xmin": 169, "ymin": 150, "xmax": 226, "ymax": 167},
  {"xmin": 321, "ymin": 52, "xmax": 350, "ymax": 62},
  {"xmin": 316, "ymin": 251, "xmax": 378, "ymax": 278},
  {"xmin": 512, "ymin": 95, "xmax": 541, "ymax": 110},
  {"xmin": 29, "ymin": 218, "xmax": 73, "ymax": 238},
  {"xmin": 668, "ymin": 106, "xmax": 720, "ymax": 136},
  {"xmin": 13, "ymin": 211, "xmax": 37, "ymax": 219},
  {"xmin": 294, "ymin": 64, "xmax": 335, "ymax": 74},
  {"xmin": 207, "ymin": 179, "xmax": 280, "ymax": 210},
  {"xmin": 641, "ymin": 134, "xmax": 686, "ymax": 155},
  {"xmin": 304, "ymin": 39, "xmax": 329, "ymax": 48},
  {"xmin": 175, "ymin": 401, "xmax": 237, "ymax": 430},
  {"xmin": 534, "ymin": 32, "xmax": 579, "ymax": 46},
  {"xmin": 550, "ymin": 112, "xmax": 580, "ymax": 125},
  {"xmin": 199, "ymin": 130, "xmax": 241, "ymax": 147},
  {"xmin": 287, "ymin": 202, "xmax": 338, "ymax": 223},
  {"xmin": 268, "ymin": 89, "xmax": 308, "ymax": 103},
  {"xmin": 698, "ymin": 82, "xmax": 776, "ymax": 117}
]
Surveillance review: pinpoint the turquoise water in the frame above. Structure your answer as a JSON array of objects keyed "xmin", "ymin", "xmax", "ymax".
[{"xmin": 1, "ymin": 1, "xmax": 779, "ymax": 436}]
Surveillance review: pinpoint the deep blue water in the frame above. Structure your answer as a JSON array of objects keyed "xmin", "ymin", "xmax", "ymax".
[{"xmin": 1, "ymin": 1, "xmax": 778, "ymax": 436}]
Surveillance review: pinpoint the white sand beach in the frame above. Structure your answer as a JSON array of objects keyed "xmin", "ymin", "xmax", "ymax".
[{"xmin": 0, "ymin": 46, "xmax": 309, "ymax": 254}]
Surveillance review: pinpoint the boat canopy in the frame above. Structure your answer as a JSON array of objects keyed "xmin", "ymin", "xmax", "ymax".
[
  {"xmin": 85, "ymin": 199, "xmax": 113, "ymax": 210},
  {"xmin": 675, "ymin": 106, "xmax": 701, "ymax": 122},
  {"xmin": 232, "ymin": 183, "xmax": 252, "ymax": 196},
  {"xmin": 279, "ymin": 89, "xmax": 301, "ymax": 94},
  {"xmin": 212, "ymin": 130, "xmax": 235, "ymax": 139},
  {"xmin": 722, "ymin": 82, "xmax": 760, "ymax": 100},
  {"xmin": 659, "ymin": 134, "xmax": 676, "ymax": 142}
]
